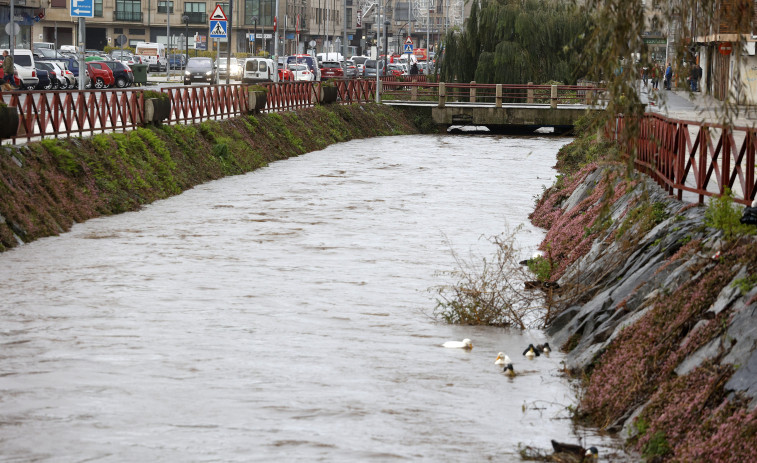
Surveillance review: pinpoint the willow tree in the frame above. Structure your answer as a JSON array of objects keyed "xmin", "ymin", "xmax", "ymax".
[{"xmin": 438, "ymin": 0, "xmax": 590, "ymax": 84}]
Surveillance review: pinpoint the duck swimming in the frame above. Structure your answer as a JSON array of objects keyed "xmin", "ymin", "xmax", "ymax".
[
  {"xmin": 503, "ymin": 364, "xmax": 515, "ymax": 377},
  {"xmin": 494, "ymin": 352, "xmax": 512, "ymax": 366},
  {"xmin": 550, "ymin": 440, "xmax": 598, "ymax": 462},
  {"xmin": 523, "ymin": 344, "xmax": 541, "ymax": 358},
  {"xmin": 536, "ymin": 342, "xmax": 551, "ymax": 354},
  {"xmin": 442, "ymin": 338, "xmax": 473, "ymax": 349}
]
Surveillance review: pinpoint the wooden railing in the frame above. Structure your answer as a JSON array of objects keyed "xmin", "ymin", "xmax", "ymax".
[{"xmin": 608, "ymin": 113, "xmax": 757, "ymax": 205}]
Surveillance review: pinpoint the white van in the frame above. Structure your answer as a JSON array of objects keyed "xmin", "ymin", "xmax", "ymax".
[
  {"xmin": 135, "ymin": 42, "xmax": 167, "ymax": 72},
  {"xmin": 241, "ymin": 57, "xmax": 274, "ymax": 83}
]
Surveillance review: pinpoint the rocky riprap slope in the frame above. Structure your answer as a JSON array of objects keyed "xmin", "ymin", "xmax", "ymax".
[{"xmin": 532, "ymin": 159, "xmax": 757, "ymax": 462}]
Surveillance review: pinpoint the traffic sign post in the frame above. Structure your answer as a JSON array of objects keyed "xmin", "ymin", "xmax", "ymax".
[{"xmin": 403, "ymin": 43, "xmax": 413, "ymax": 54}]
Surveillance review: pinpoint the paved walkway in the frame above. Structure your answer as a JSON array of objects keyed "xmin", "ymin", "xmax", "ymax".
[{"xmin": 639, "ymin": 82, "xmax": 757, "ymax": 127}]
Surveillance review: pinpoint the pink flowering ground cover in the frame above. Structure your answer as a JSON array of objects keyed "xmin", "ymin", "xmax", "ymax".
[{"xmin": 530, "ymin": 129, "xmax": 757, "ymax": 462}]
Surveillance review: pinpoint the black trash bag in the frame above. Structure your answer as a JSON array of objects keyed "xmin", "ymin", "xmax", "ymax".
[{"xmin": 740, "ymin": 206, "xmax": 757, "ymax": 225}]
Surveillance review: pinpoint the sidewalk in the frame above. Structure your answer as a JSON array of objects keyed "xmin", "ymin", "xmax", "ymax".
[{"xmin": 639, "ymin": 82, "xmax": 757, "ymax": 127}]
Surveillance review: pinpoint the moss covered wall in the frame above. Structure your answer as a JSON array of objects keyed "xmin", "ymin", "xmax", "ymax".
[{"xmin": 0, "ymin": 103, "xmax": 421, "ymax": 252}]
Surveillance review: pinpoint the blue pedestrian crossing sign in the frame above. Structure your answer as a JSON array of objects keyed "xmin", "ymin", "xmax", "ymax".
[
  {"xmin": 403, "ymin": 43, "xmax": 413, "ymax": 54},
  {"xmin": 210, "ymin": 20, "xmax": 227, "ymax": 38}
]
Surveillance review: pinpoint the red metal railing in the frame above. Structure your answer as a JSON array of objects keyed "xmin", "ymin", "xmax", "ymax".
[
  {"xmin": 1, "ymin": 79, "xmax": 597, "ymax": 144},
  {"xmin": 1, "ymin": 88, "xmax": 145, "ymax": 143},
  {"xmin": 608, "ymin": 113, "xmax": 757, "ymax": 205},
  {"xmin": 162, "ymin": 84, "xmax": 250, "ymax": 124}
]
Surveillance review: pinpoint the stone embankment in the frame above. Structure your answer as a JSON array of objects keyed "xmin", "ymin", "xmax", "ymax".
[
  {"xmin": 0, "ymin": 104, "xmax": 421, "ymax": 252},
  {"xmin": 532, "ymin": 137, "xmax": 757, "ymax": 461}
]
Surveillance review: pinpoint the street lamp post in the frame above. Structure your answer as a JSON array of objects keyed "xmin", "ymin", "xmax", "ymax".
[
  {"xmin": 252, "ymin": 16, "xmax": 258, "ymax": 55},
  {"xmin": 183, "ymin": 15, "xmax": 189, "ymax": 69},
  {"xmin": 384, "ymin": 20, "xmax": 390, "ymax": 76}
]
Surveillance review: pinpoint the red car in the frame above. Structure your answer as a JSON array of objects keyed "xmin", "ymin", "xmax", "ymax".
[
  {"xmin": 86, "ymin": 61, "xmax": 115, "ymax": 88},
  {"xmin": 319, "ymin": 61, "xmax": 344, "ymax": 79},
  {"xmin": 0, "ymin": 68, "xmax": 21, "ymax": 88},
  {"xmin": 277, "ymin": 62, "xmax": 294, "ymax": 81}
]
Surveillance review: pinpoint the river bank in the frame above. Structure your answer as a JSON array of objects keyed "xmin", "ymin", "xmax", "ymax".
[
  {"xmin": 531, "ymin": 117, "xmax": 757, "ymax": 461},
  {"xmin": 0, "ymin": 104, "xmax": 422, "ymax": 253}
]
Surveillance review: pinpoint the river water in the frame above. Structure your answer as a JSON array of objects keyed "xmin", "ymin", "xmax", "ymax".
[{"xmin": 0, "ymin": 134, "xmax": 620, "ymax": 461}]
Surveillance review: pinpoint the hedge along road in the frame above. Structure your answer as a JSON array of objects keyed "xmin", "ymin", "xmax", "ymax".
[{"xmin": 0, "ymin": 134, "xmax": 629, "ymax": 461}]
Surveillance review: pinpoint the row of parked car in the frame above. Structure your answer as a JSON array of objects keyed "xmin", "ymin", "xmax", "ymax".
[{"xmin": 0, "ymin": 48, "xmax": 136, "ymax": 91}]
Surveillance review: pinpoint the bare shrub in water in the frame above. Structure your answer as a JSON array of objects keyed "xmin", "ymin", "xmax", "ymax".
[{"xmin": 431, "ymin": 229, "xmax": 551, "ymax": 329}]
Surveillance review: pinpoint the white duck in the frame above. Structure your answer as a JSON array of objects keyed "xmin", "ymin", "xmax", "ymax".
[
  {"xmin": 443, "ymin": 338, "xmax": 473, "ymax": 349},
  {"xmin": 494, "ymin": 352, "xmax": 513, "ymax": 366}
]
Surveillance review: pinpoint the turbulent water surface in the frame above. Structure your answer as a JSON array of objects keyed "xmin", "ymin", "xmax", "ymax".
[{"xmin": 1, "ymin": 134, "xmax": 620, "ymax": 461}]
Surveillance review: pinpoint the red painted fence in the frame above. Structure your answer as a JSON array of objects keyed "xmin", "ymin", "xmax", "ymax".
[
  {"xmin": 0, "ymin": 81, "xmax": 378, "ymax": 144},
  {"xmin": 608, "ymin": 113, "xmax": 757, "ymax": 205}
]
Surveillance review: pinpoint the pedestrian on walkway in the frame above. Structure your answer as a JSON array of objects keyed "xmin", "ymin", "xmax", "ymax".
[
  {"xmin": 651, "ymin": 64, "xmax": 659, "ymax": 90},
  {"xmin": 695, "ymin": 64, "xmax": 703, "ymax": 92},
  {"xmin": 689, "ymin": 64, "xmax": 697, "ymax": 92},
  {"xmin": 2, "ymin": 50, "xmax": 15, "ymax": 89},
  {"xmin": 665, "ymin": 63, "xmax": 672, "ymax": 90}
]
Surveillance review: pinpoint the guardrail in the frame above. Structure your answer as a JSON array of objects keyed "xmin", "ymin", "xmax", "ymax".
[
  {"xmin": 608, "ymin": 113, "xmax": 757, "ymax": 206},
  {"xmin": 0, "ymin": 81, "xmax": 379, "ymax": 144},
  {"xmin": 1, "ymin": 79, "xmax": 600, "ymax": 144}
]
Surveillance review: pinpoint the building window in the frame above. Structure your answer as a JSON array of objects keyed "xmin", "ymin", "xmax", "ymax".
[
  {"xmin": 129, "ymin": 28, "xmax": 145, "ymax": 35},
  {"xmin": 95, "ymin": 0, "xmax": 103, "ymax": 16},
  {"xmin": 114, "ymin": 28, "xmax": 123, "ymax": 33},
  {"xmin": 158, "ymin": 1, "xmax": 174, "ymax": 14},
  {"xmin": 184, "ymin": 2, "xmax": 207, "ymax": 23},
  {"xmin": 115, "ymin": 0, "xmax": 143, "ymax": 21},
  {"xmin": 347, "ymin": 7, "xmax": 352, "ymax": 28},
  {"xmin": 245, "ymin": 0, "xmax": 275, "ymax": 26},
  {"xmin": 51, "ymin": 0, "xmax": 66, "ymax": 7}
]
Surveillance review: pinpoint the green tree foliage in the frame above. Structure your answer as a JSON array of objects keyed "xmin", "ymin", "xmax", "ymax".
[{"xmin": 438, "ymin": 0, "xmax": 590, "ymax": 84}]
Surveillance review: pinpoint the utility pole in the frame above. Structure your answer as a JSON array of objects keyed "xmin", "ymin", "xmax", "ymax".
[
  {"xmin": 343, "ymin": 0, "xmax": 348, "ymax": 59},
  {"xmin": 226, "ymin": 0, "xmax": 233, "ymax": 84}
]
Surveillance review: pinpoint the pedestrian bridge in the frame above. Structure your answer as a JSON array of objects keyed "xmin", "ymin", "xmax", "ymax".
[{"xmin": 380, "ymin": 80, "xmax": 606, "ymax": 134}]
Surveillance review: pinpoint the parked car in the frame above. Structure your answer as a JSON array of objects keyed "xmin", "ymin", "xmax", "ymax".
[
  {"xmin": 0, "ymin": 67, "xmax": 21, "ymax": 88},
  {"xmin": 101, "ymin": 60, "xmax": 134, "ymax": 87},
  {"xmin": 184, "ymin": 57, "xmax": 217, "ymax": 85},
  {"xmin": 286, "ymin": 54, "xmax": 320, "ymax": 81},
  {"xmin": 85, "ymin": 61, "xmax": 115, "ymax": 88},
  {"xmin": 387, "ymin": 63, "xmax": 405, "ymax": 77},
  {"xmin": 217, "ymin": 57, "xmax": 241, "ymax": 80},
  {"xmin": 343, "ymin": 60, "xmax": 358, "ymax": 78},
  {"xmin": 168, "ymin": 53, "xmax": 187, "ymax": 70},
  {"xmin": 38, "ymin": 56, "xmax": 80, "ymax": 78},
  {"xmin": 1, "ymin": 49, "xmax": 39, "ymax": 89},
  {"xmin": 277, "ymin": 61, "xmax": 293, "ymax": 81},
  {"xmin": 33, "ymin": 62, "xmax": 53, "ymax": 90},
  {"xmin": 362, "ymin": 59, "xmax": 386, "ymax": 78},
  {"xmin": 241, "ymin": 57, "xmax": 273, "ymax": 83},
  {"xmin": 36, "ymin": 61, "xmax": 67, "ymax": 89},
  {"xmin": 34, "ymin": 48, "xmax": 69, "ymax": 60},
  {"xmin": 288, "ymin": 63, "xmax": 313, "ymax": 82},
  {"xmin": 319, "ymin": 60, "xmax": 344, "ymax": 79},
  {"xmin": 351, "ymin": 55, "xmax": 369, "ymax": 75}
]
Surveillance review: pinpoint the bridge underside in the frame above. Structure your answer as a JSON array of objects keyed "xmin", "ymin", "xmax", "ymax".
[{"xmin": 431, "ymin": 106, "xmax": 599, "ymax": 134}]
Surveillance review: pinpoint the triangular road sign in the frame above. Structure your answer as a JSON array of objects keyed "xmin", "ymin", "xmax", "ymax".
[
  {"xmin": 210, "ymin": 5, "xmax": 227, "ymax": 20},
  {"xmin": 405, "ymin": 37, "xmax": 413, "ymax": 45}
]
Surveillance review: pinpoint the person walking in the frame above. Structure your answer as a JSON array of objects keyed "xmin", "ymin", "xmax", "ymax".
[
  {"xmin": 664, "ymin": 63, "xmax": 672, "ymax": 90},
  {"xmin": 2, "ymin": 50, "xmax": 15, "ymax": 89},
  {"xmin": 689, "ymin": 64, "xmax": 697, "ymax": 92},
  {"xmin": 650, "ymin": 64, "xmax": 659, "ymax": 90},
  {"xmin": 695, "ymin": 64, "xmax": 703, "ymax": 92}
]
